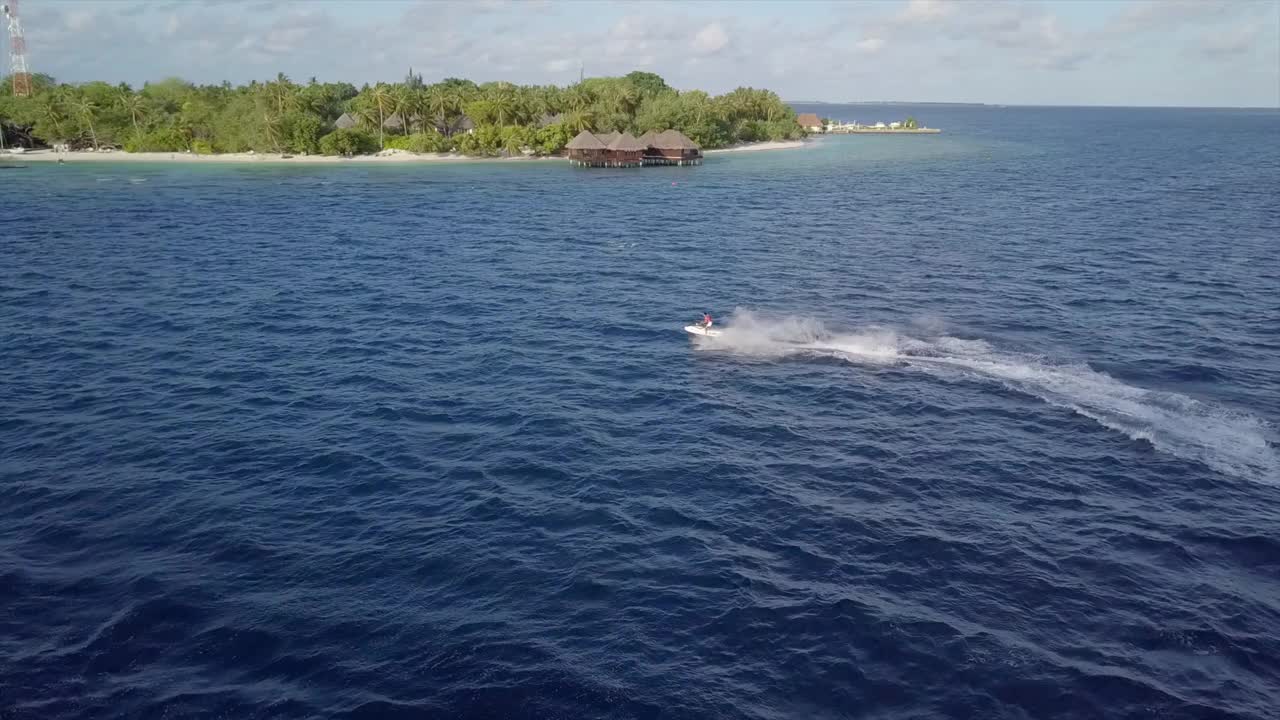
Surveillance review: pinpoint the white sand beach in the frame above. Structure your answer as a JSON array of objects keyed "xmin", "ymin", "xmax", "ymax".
[
  {"xmin": 11, "ymin": 149, "xmax": 554, "ymax": 164},
  {"xmin": 704, "ymin": 140, "xmax": 807, "ymax": 154},
  {"xmin": 9, "ymin": 139, "xmax": 805, "ymax": 164},
  {"xmin": 706, "ymin": 139, "xmax": 803, "ymax": 153}
]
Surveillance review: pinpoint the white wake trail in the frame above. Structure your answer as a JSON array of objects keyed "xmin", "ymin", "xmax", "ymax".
[{"xmin": 695, "ymin": 311, "xmax": 1279, "ymax": 485}]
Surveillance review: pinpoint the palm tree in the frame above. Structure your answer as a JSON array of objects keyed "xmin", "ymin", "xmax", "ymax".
[
  {"xmin": 399, "ymin": 86, "xmax": 432, "ymax": 135},
  {"xmin": 36, "ymin": 93, "xmax": 68, "ymax": 141},
  {"xmin": 529, "ymin": 86, "xmax": 562, "ymax": 117},
  {"xmin": 682, "ymin": 91, "xmax": 712, "ymax": 124},
  {"xmin": 494, "ymin": 95, "xmax": 517, "ymax": 126},
  {"xmin": 612, "ymin": 84, "xmax": 639, "ymax": 119},
  {"xmin": 388, "ymin": 84, "xmax": 412, "ymax": 134},
  {"xmin": 501, "ymin": 130, "xmax": 524, "ymax": 156},
  {"xmin": 485, "ymin": 82, "xmax": 520, "ymax": 126},
  {"xmin": 429, "ymin": 87, "xmax": 468, "ymax": 136},
  {"xmin": 116, "ymin": 89, "xmax": 147, "ymax": 135},
  {"xmin": 266, "ymin": 72, "xmax": 298, "ymax": 117},
  {"xmin": 360, "ymin": 83, "xmax": 396, "ymax": 147},
  {"xmin": 424, "ymin": 86, "xmax": 452, "ymax": 134},
  {"xmin": 563, "ymin": 108, "xmax": 596, "ymax": 134},
  {"xmin": 565, "ymin": 85, "xmax": 595, "ymax": 113},
  {"xmin": 412, "ymin": 88, "xmax": 433, "ymax": 134},
  {"xmin": 70, "ymin": 95, "xmax": 100, "ymax": 150}
]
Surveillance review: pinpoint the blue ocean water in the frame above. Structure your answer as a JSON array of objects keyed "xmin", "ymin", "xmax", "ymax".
[{"xmin": 2, "ymin": 105, "xmax": 1279, "ymax": 719}]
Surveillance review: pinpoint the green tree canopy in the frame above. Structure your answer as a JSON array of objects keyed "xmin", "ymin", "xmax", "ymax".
[
  {"xmin": 1, "ymin": 71, "xmax": 803, "ymax": 154},
  {"xmin": 624, "ymin": 71, "xmax": 670, "ymax": 97}
]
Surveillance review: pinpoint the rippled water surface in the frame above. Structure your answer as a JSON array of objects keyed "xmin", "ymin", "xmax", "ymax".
[{"xmin": 3, "ymin": 105, "xmax": 1279, "ymax": 719}]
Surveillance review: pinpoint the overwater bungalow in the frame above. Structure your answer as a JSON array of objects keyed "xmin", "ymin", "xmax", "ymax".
[
  {"xmin": 606, "ymin": 132, "xmax": 646, "ymax": 167},
  {"xmin": 648, "ymin": 130, "xmax": 702, "ymax": 166},
  {"xmin": 566, "ymin": 129, "xmax": 703, "ymax": 167},
  {"xmin": 566, "ymin": 130, "xmax": 608, "ymax": 166}
]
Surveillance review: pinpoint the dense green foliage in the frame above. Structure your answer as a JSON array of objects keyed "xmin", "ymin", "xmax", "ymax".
[
  {"xmin": 383, "ymin": 131, "xmax": 451, "ymax": 154},
  {"xmin": 318, "ymin": 128, "xmax": 379, "ymax": 156},
  {"xmin": 0, "ymin": 71, "xmax": 802, "ymax": 156}
]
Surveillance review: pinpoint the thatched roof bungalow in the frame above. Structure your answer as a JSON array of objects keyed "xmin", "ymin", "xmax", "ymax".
[
  {"xmin": 608, "ymin": 132, "xmax": 646, "ymax": 151},
  {"xmin": 434, "ymin": 115, "xmax": 476, "ymax": 136},
  {"xmin": 796, "ymin": 113, "xmax": 823, "ymax": 132},
  {"xmin": 606, "ymin": 132, "xmax": 646, "ymax": 166},
  {"xmin": 650, "ymin": 129, "xmax": 702, "ymax": 164},
  {"xmin": 566, "ymin": 128, "xmax": 702, "ymax": 167},
  {"xmin": 566, "ymin": 130, "xmax": 607, "ymax": 150},
  {"xmin": 566, "ymin": 130, "xmax": 608, "ymax": 166},
  {"xmin": 334, "ymin": 112, "xmax": 357, "ymax": 129}
]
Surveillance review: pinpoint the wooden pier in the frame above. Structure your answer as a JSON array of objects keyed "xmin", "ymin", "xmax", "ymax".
[
  {"xmin": 828, "ymin": 127, "xmax": 941, "ymax": 135},
  {"xmin": 642, "ymin": 156, "xmax": 701, "ymax": 166}
]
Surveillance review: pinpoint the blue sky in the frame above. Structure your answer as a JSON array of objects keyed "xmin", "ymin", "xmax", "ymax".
[{"xmin": 13, "ymin": 0, "xmax": 1280, "ymax": 107}]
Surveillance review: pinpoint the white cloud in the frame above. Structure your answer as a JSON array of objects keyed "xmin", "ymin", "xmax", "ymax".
[
  {"xmin": 17, "ymin": 0, "xmax": 1280, "ymax": 107},
  {"xmin": 856, "ymin": 37, "xmax": 886, "ymax": 55},
  {"xmin": 1109, "ymin": 0, "xmax": 1248, "ymax": 33},
  {"xmin": 693, "ymin": 21, "xmax": 730, "ymax": 55},
  {"xmin": 1199, "ymin": 23, "xmax": 1262, "ymax": 58},
  {"xmin": 897, "ymin": 0, "xmax": 953, "ymax": 24},
  {"xmin": 65, "ymin": 10, "xmax": 95, "ymax": 32},
  {"xmin": 851, "ymin": 1, "xmax": 1095, "ymax": 72}
]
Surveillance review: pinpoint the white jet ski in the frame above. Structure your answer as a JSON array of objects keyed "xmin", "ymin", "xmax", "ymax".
[{"xmin": 684, "ymin": 324, "xmax": 722, "ymax": 337}]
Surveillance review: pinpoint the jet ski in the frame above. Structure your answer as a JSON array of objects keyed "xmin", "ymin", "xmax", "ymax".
[{"xmin": 684, "ymin": 324, "xmax": 722, "ymax": 337}]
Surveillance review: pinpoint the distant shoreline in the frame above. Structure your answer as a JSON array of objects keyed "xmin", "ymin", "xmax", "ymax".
[
  {"xmin": 10, "ymin": 140, "xmax": 806, "ymax": 165},
  {"xmin": 826, "ymin": 128, "xmax": 941, "ymax": 135},
  {"xmin": 788, "ymin": 101, "xmax": 988, "ymax": 107}
]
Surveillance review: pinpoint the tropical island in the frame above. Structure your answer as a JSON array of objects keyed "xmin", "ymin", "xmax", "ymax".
[{"xmin": 0, "ymin": 70, "xmax": 806, "ymax": 161}]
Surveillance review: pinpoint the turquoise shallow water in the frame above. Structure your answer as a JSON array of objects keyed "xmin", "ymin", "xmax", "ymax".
[{"xmin": 2, "ymin": 105, "xmax": 1279, "ymax": 719}]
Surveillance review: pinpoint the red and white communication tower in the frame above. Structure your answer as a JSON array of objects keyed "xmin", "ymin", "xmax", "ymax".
[{"xmin": 3, "ymin": 0, "xmax": 32, "ymax": 97}]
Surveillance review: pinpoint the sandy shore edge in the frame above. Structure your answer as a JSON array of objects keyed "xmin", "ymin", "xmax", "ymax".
[
  {"xmin": 704, "ymin": 140, "xmax": 807, "ymax": 154},
  {"xmin": 6, "ymin": 139, "xmax": 806, "ymax": 165},
  {"xmin": 9, "ymin": 150, "xmax": 550, "ymax": 164}
]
